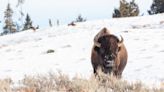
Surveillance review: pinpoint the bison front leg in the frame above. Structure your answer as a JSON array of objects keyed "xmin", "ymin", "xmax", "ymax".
[
  {"xmin": 93, "ymin": 65, "xmax": 104, "ymax": 78},
  {"xmin": 92, "ymin": 64, "xmax": 99, "ymax": 76},
  {"xmin": 93, "ymin": 68, "xmax": 97, "ymax": 75},
  {"xmin": 114, "ymin": 70, "xmax": 122, "ymax": 78}
]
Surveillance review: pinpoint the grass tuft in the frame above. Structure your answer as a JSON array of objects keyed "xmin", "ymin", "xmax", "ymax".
[{"xmin": 0, "ymin": 72, "xmax": 163, "ymax": 92}]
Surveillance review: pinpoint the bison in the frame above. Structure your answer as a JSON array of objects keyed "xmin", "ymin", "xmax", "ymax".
[{"xmin": 91, "ymin": 28, "xmax": 128, "ymax": 78}]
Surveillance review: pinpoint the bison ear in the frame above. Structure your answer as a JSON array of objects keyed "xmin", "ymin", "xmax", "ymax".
[{"xmin": 118, "ymin": 46, "xmax": 121, "ymax": 52}]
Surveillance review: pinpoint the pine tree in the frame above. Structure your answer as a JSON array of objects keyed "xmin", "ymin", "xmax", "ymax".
[
  {"xmin": 129, "ymin": 0, "xmax": 139, "ymax": 16},
  {"xmin": 16, "ymin": 0, "xmax": 25, "ymax": 7},
  {"xmin": 22, "ymin": 14, "xmax": 33, "ymax": 31},
  {"xmin": 57, "ymin": 19, "xmax": 59, "ymax": 26},
  {"xmin": 119, "ymin": 0, "xmax": 130, "ymax": 17},
  {"xmin": 113, "ymin": 8, "xmax": 121, "ymax": 18},
  {"xmin": 148, "ymin": 0, "xmax": 164, "ymax": 15},
  {"xmin": 3, "ymin": 3, "xmax": 16, "ymax": 34},
  {"xmin": 75, "ymin": 14, "xmax": 86, "ymax": 22},
  {"xmin": 113, "ymin": 0, "xmax": 139, "ymax": 18},
  {"xmin": 49, "ymin": 19, "xmax": 52, "ymax": 27},
  {"xmin": 16, "ymin": 0, "xmax": 25, "ymax": 27}
]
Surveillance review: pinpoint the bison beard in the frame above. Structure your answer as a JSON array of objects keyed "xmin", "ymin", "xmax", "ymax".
[{"xmin": 91, "ymin": 31, "xmax": 128, "ymax": 78}]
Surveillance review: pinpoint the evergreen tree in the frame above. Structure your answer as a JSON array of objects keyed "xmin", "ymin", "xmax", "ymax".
[
  {"xmin": 49, "ymin": 19, "xmax": 52, "ymax": 27},
  {"xmin": 113, "ymin": 8, "xmax": 121, "ymax": 18},
  {"xmin": 75, "ymin": 14, "xmax": 86, "ymax": 22},
  {"xmin": 148, "ymin": 0, "xmax": 164, "ymax": 15},
  {"xmin": 113, "ymin": 0, "xmax": 139, "ymax": 18},
  {"xmin": 57, "ymin": 19, "xmax": 59, "ymax": 26},
  {"xmin": 129, "ymin": 0, "xmax": 139, "ymax": 16},
  {"xmin": 16, "ymin": 0, "xmax": 25, "ymax": 7},
  {"xmin": 3, "ymin": 3, "xmax": 16, "ymax": 34},
  {"xmin": 16, "ymin": 0, "xmax": 25, "ymax": 27},
  {"xmin": 22, "ymin": 14, "xmax": 33, "ymax": 31}
]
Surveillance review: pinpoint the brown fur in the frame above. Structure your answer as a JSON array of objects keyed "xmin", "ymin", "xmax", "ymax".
[
  {"xmin": 94, "ymin": 27, "xmax": 111, "ymax": 42},
  {"xmin": 114, "ymin": 42, "xmax": 128, "ymax": 77},
  {"xmin": 91, "ymin": 28, "xmax": 128, "ymax": 78}
]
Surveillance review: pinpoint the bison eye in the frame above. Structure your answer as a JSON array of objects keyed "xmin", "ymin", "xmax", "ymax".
[{"xmin": 94, "ymin": 46, "xmax": 100, "ymax": 52}]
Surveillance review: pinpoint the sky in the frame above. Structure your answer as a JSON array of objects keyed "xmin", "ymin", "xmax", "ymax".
[{"xmin": 0, "ymin": 0, "xmax": 152, "ymax": 30}]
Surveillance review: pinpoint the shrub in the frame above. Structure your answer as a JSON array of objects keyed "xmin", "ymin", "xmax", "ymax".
[
  {"xmin": 148, "ymin": 0, "xmax": 164, "ymax": 15},
  {"xmin": 113, "ymin": 0, "xmax": 139, "ymax": 18},
  {"xmin": 46, "ymin": 49, "xmax": 55, "ymax": 53},
  {"xmin": 0, "ymin": 72, "xmax": 163, "ymax": 92}
]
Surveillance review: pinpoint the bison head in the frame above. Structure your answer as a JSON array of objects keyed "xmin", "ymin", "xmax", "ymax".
[{"xmin": 94, "ymin": 35, "xmax": 123, "ymax": 73}]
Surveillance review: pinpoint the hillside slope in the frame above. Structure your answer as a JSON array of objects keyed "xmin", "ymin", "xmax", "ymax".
[{"xmin": 0, "ymin": 14, "xmax": 164, "ymax": 86}]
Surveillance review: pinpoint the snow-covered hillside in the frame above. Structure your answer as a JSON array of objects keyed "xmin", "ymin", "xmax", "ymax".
[{"xmin": 0, "ymin": 14, "xmax": 164, "ymax": 86}]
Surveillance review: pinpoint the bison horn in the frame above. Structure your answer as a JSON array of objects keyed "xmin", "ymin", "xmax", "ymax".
[
  {"xmin": 118, "ymin": 35, "xmax": 124, "ymax": 47},
  {"xmin": 94, "ymin": 41, "xmax": 101, "ymax": 47}
]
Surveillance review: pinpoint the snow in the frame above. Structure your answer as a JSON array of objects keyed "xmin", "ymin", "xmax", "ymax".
[{"xmin": 0, "ymin": 13, "xmax": 164, "ymax": 86}]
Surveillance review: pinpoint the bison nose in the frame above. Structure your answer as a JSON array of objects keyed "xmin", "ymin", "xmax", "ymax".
[{"xmin": 105, "ymin": 60, "xmax": 114, "ymax": 67}]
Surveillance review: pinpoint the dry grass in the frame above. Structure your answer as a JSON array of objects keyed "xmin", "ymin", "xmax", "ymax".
[
  {"xmin": 0, "ymin": 72, "xmax": 163, "ymax": 92},
  {"xmin": 0, "ymin": 78, "xmax": 12, "ymax": 92}
]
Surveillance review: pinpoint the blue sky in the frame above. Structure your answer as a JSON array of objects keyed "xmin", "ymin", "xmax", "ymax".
[{"xmin": 0, "ymin": 0, "xmax": 152, "ymax": 29}]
